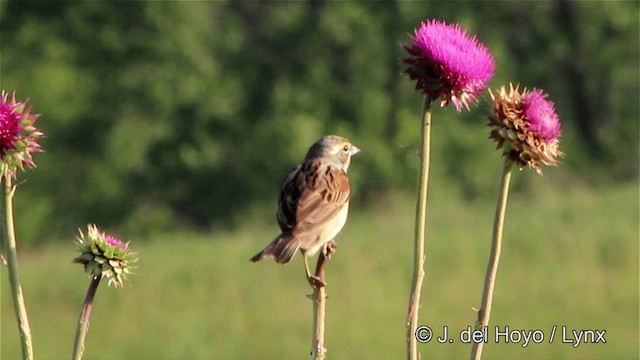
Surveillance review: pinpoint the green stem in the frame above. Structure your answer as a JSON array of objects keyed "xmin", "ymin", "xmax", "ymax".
[
  {"xmin": 72, "ymin": 274, "xmax": 102, "ymax": 360},
  {"xmin": 406, "ymin": 97, "xmax": 432, "ymax": 360},
  {"xmin": 1, "ymin": 176, "xmax": 34, "ymax": 360},
  {"xmin": 470, "ymin": 158, "xmax": 513, "ymax": 360}
]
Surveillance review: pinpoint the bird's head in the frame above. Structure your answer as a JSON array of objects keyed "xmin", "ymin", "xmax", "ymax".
[{"xmin": 305, "ymin": 135, "xmax": 360, "ymax": 171}]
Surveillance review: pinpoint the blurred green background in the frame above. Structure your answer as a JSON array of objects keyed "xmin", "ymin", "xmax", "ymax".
[{"xmin": 1, "ymin": 1, "xmax": 638, "ymax": 359}]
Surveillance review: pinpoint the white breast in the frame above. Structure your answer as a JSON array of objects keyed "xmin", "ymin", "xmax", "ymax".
[{"xmin": 303, "ymin": 202, "xmax": 349, "ymax": 257}]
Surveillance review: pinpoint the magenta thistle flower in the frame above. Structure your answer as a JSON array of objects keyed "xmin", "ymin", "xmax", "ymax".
[
  {"xmin": 0, "ymin": 91, "xmax": 43, "ymax": 178},
  {"xmin": 522, "ymin": 90, "xmax": 562, "ymax": 142},
  {"xmin": 402, "ymin": 19, "xmax": 496, "ymax": 111},
  {"xmin": 488, "ymin": 84, "xmax": 563, "ymax": 174},
  {"xmin": 74, "ymin": 224, "xmax": 137, "ymax": 287}
]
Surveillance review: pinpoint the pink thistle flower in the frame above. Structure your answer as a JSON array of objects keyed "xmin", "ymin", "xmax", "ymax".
[
  {"xmin": 104, "ymin": 235, "xmax": 127, "ymax": 251},
  {"xmin": 402, "ymin": 19, "xmax": 496, "ymax": 111},
  {"xmin": 522, "ymin": 89, "xmax": 562, "ymax": 142},
  {"xmin": 0, "ymin": 91, "xmax": 43, "ymax": 178},
  {"xmin": 488, "ymin": 84, "xmax": 563, "ymax": 174}
]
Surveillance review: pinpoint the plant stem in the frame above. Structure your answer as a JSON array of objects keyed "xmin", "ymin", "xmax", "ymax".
[
  {"xmin": 310, "ymin": 248, "xmax": 330, "ymax": 360},
  {"xmin": 72, "ymin": 274, "xmax": 102, "ymax": 360},
  {"xmin": 406, "ymin": 97, "xmax": 432, "ymax": 360},
  {"xmin": 470, "ymin": 158, "xmax": 513, "ymax": 360},
  {"xmin": 1, "ymin": 176, "xmax": 34, "ymax": 360}
]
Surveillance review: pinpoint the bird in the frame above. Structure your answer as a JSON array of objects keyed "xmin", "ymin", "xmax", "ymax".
[{"xmin": 250, "ymin": 135, "xmax": 360, "ymax": 288}]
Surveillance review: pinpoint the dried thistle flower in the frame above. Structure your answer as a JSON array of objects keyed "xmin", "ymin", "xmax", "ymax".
[
  {"xmin": 74, "ymin": 225, "xmax": 137, "ymax": 287},
  {"xmin": 488, "ymin": 84, "xmax": 563, "ymax": 174}
]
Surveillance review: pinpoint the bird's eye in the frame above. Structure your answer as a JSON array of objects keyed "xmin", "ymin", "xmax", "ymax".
[{"xmin": 342, "ymin": 145, "xmax": 350, "ymax": 152}]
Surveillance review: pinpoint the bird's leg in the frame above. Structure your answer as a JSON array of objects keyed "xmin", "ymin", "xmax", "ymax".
[{"xmin": 304, "ymin": 251, "xmax": 326, "ymax": 289}]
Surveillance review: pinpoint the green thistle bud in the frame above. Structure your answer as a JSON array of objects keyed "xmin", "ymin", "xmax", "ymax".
[{"xmin": 73, "ymin": 224, "xmax": 137, "ymax": 287}]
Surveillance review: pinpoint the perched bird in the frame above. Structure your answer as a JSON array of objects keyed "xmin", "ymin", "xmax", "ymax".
[{"xmin": 250, "ymin": 135, "xmax": 360, "ymax": 287}]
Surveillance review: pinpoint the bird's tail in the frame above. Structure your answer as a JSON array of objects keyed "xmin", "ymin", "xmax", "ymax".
[{"xmin": 250, "ymin": 234, "xmax": 301, "ymax": 264}]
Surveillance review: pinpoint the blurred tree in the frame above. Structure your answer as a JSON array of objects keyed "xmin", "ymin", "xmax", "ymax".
[{"xmin": 0, "ymin": 0, "xmax": 637, "ymax": 244}]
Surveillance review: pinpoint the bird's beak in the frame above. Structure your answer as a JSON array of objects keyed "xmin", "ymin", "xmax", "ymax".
[{"xmin": 350, "ymin": 145, "xmax": 361, "ymax": 156}]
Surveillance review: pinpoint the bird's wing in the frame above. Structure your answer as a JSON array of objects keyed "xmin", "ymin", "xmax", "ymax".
[
  {"xmin": 277, "ymin": 164, "xmax": 302, "ymax": 232},
  {"xmin": 277, "ymin": 159, "xmax": 350, "ymax": 235}
]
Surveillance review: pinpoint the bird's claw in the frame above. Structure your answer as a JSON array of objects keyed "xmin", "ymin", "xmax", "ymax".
[
  {"xmin": 307, "ymin": 275, "xmax": 327, "ymax": 289},
  {"xmin": 322, "ymin": 240, "xmax": 337, "ymax": 259}
]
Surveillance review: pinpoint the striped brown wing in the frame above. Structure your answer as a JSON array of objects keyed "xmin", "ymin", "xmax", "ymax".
[
  {"xmin": 276, "ymin": 159, "xmax": 350, "ymax": 235},
  {"xmin": 277, "ymin": 164, "xmax": 303, "ymax": 232}
]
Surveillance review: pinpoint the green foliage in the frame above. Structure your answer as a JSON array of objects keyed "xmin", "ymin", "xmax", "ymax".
[
  {"xmin": 1, "ymin": 183, "xmax": 638, "ymax": 358},
  {"xmin": 0, "ymin": 1, "xmax": 637, "ymax": 243}
]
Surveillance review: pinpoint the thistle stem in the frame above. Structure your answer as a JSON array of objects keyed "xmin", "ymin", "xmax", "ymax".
[
  {"xmin": 310, "ymin": 251, "xmax": 328, "ymax": 360},
  {"xmin": 406, "ymin": 97, "xmax": 432, "ymax": 360},
  {"xmin": 1, "ymin": 176, "xmax": 34, "ymax": 360},
  {"xmin": 470, "ymin": 158, "xmax": 512, "ymax": 360},
  {"xmin": 72, "ymin": 274, "xmax": 102, "ymax": 360}
]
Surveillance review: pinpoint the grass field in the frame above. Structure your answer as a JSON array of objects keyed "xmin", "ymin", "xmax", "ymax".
[{"xmin": 1, "ymin": 180, "xmax": 638, "ymax": 359}]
